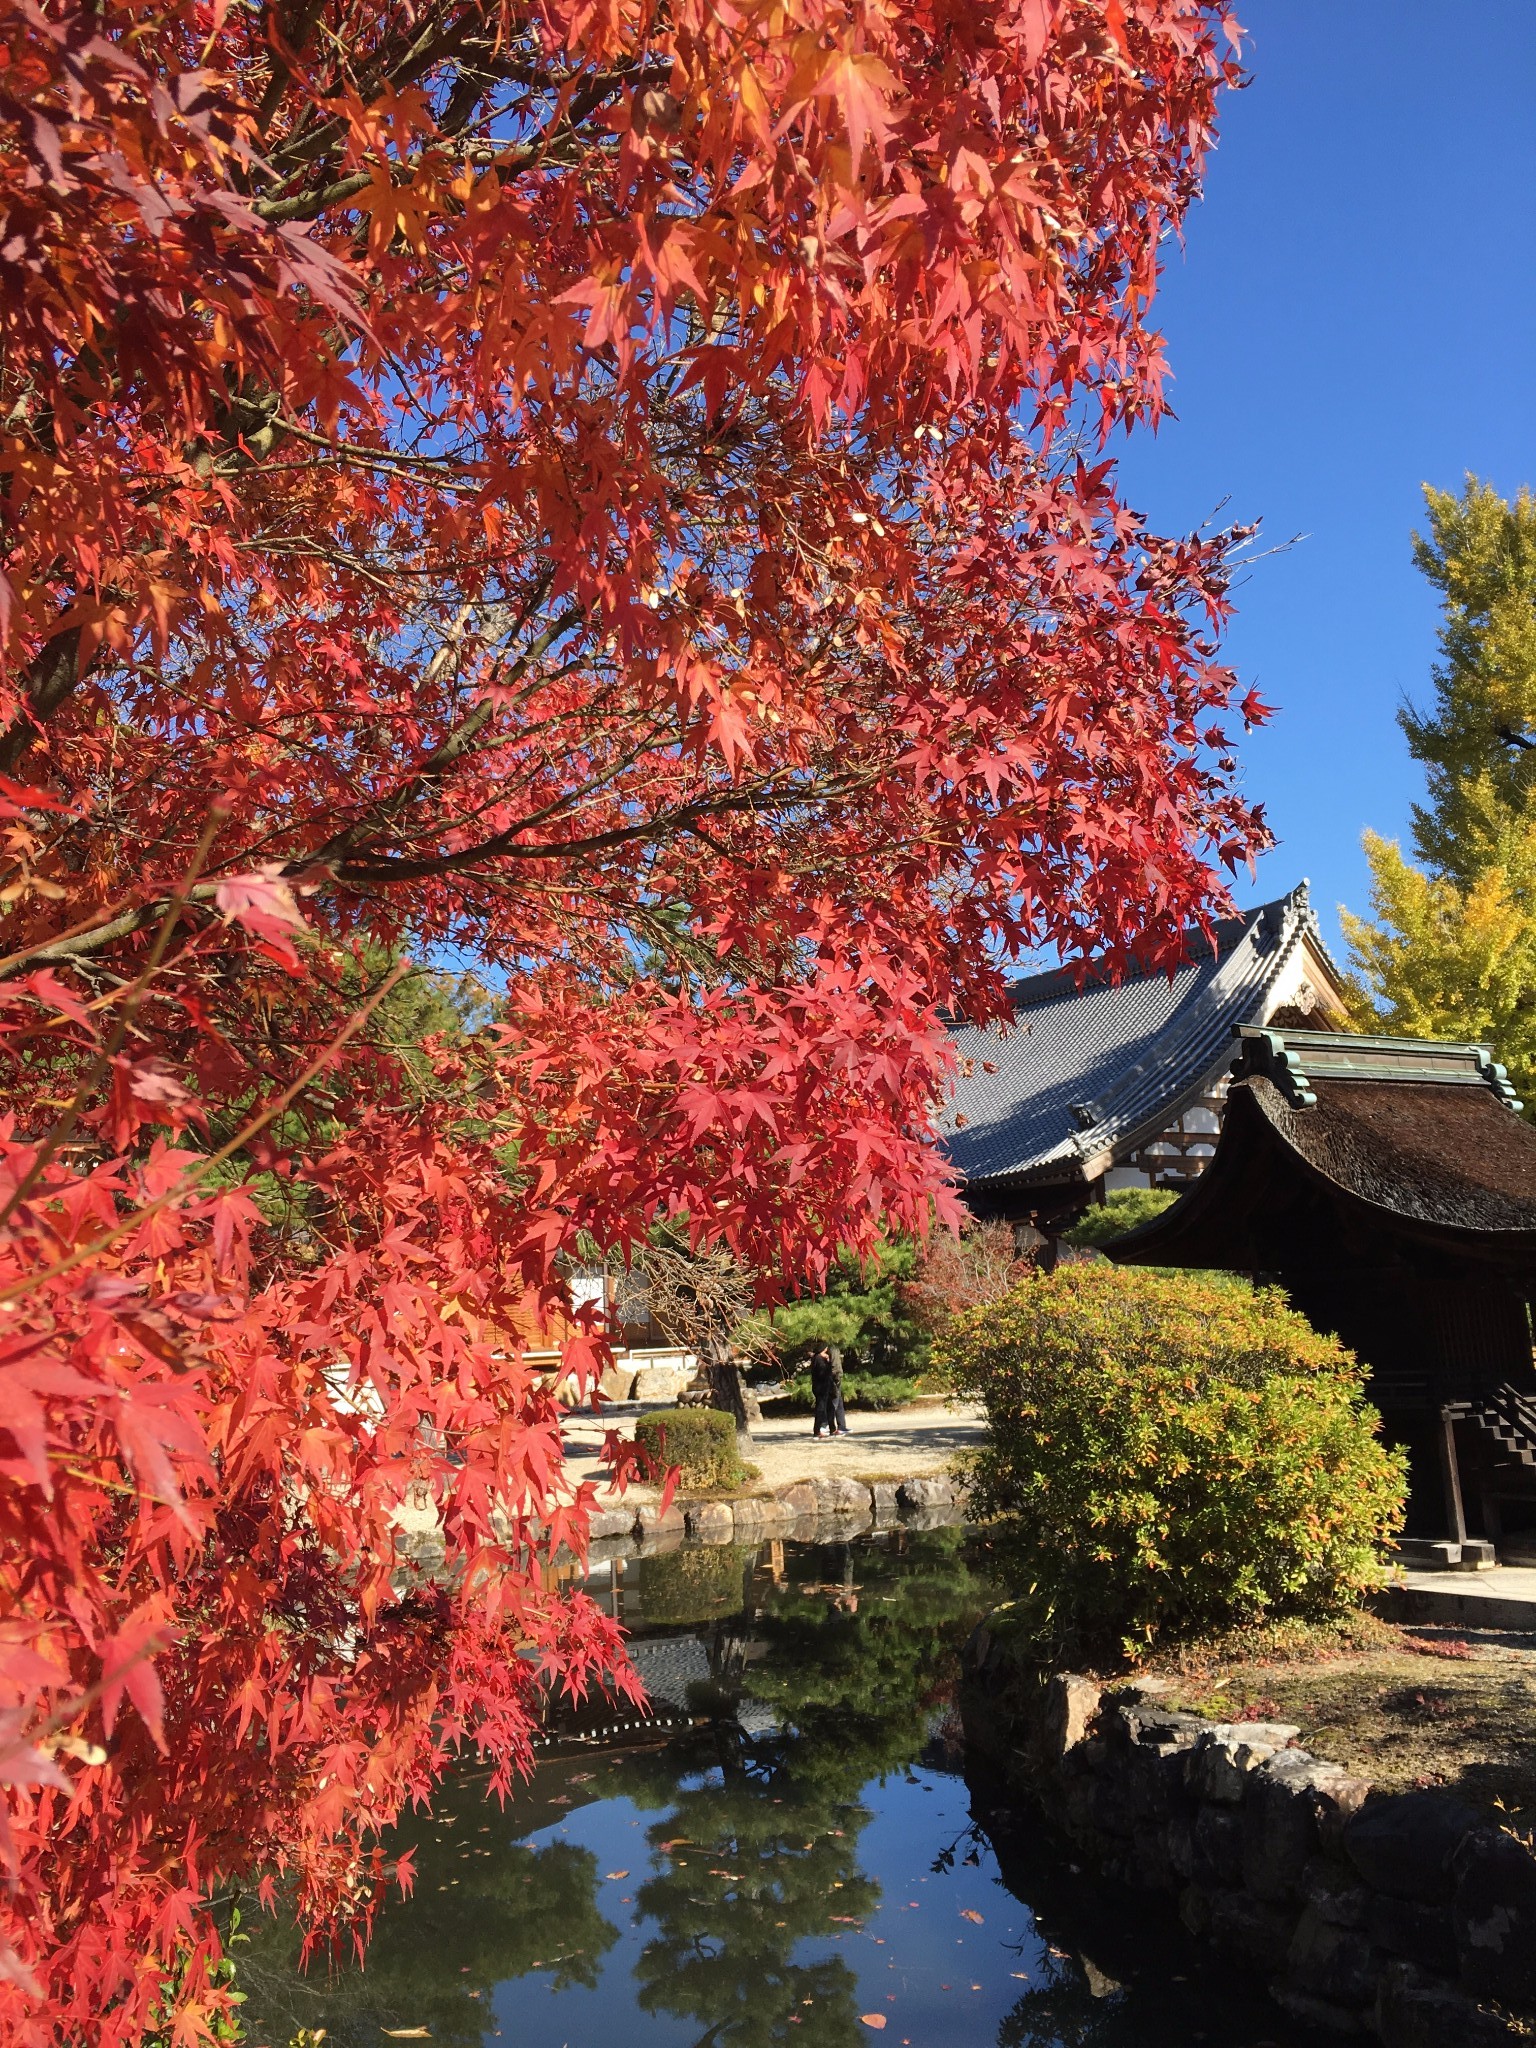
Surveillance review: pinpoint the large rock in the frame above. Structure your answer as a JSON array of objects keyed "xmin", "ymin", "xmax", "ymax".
[
  {"xmin": 634, "ymin": 1501, "xmax": 686, "ymax": 1541},
  {"xmin": 1193, "ymin": 1802, "xmax": 1245, "ymax": 1886},
  {"xmin": 1286, "ymin": 1901, "xmax": 1382, "ymax": 2009},
  {"xmin": 870, "ymin": 1480, "xmax": 901, "ymax": 1522},
  {"xmin": 1104, "ymin": 1696, "xmax": 1206, "ymax": 1753},
  {"xmin": 1122, "ymin": 1741, "xmax": 1191, "ymax": 1825},
  {"xmin": 1343, "ymin": 1793, "xmax": 1480, "ymax": 1904},
  {"xmin": 1376, "ymin": 1961, "xmax": 1526, "ymax": 2048},
  {"xmin": 774, "ymin": 1481, "xmax": 820, "ymax": 1521},
  {"xmin": 729, "ymin": 1496, "xmax": 789, "ymax": 1535},
  {"xmin": 1301, "ymin": 1859, "xmax": 1371, "ymax": 1929},
  {"xmin": 1041, "ymin": 1674, "xmax": 1101, "ymax": 1761},
  {"xmin": 1187, "ymin": 1729, "xmax": 1266, "ymax": 1804},
  {"xmin": 1244, "ymin": 1752, "xmax": 1352, "ymax": 1902},
  {"xmin": 684, "ymin": 1501, "xmax": 736, "ymax": 1542},
  {"xmin": 597, "ymin": 1365, "xmax": 638, "ymax": 1403},
  {"xmin": 1205, "ymin": 1891, "xmax": 1298, "ymax": 1973},
  {"xmin": 632, "ymin": 1367, "xmax": 694, "ymax": 1402},
  {"xmin": 1312, "ymin": 1772, "xmax": 1375, "ymax": 1853},
  {"xmin": 896, "ymin": 1475, "xmax": 955, "ymax": 1512},
  {"xmin": 588, "ymin": 1506, "xmax": 640, "ymax": 1541},
  {"xmin": 1089, "ymin": 1773, "xmax": 1136, "ymax": 1840},
  {"xmin": 1178, "ymin": 1882, "xmax": 1216, "ymax": 1938},
  {"xmin": 1271, "ymin": 1982, "xmax": 1370, "ymax": 2035},
  {"xmin": 1452, "ymin": 1825, "xmax": 1536, "ymax": 2009},
  {"xmin": 814, "ymin": 1476, "xmax": 874, "ymax": 1519},
  {"xmin": 1367, "ymin": 1892, "xmax": 1459, "ymax": 1975},
  {"xmin": 1131, "ymin": 1822, "xmax": 1177, "ymax": 1888}
]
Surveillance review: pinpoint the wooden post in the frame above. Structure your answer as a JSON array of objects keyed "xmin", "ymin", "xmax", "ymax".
[{"xmin": 1437, "ymin": 1407, "xmax": 1469, "ymax": 1548}]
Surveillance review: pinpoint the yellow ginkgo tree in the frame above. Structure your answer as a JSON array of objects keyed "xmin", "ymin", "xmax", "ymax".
[{"xmin": 1344, "ymin": 478, "xmax": 1536, "ymax": 1106}]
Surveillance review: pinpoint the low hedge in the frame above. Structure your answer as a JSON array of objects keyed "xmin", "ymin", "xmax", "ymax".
[
  {"xmin": 938, "ymin": 1264, "xmax": 1407, "ymax": 1648},
  {"xmin": 774, "ymin": 1371, "xmax": 920, "ymax": 1413},
  {"xmin": 634, "ymin": 1407, "xmax": 745, "ymax": 1490}
]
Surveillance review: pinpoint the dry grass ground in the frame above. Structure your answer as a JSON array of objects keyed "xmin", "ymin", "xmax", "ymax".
[{"xmin": 1137, "ymin": 1616, "xmax": 1536, "ymax": 1819}]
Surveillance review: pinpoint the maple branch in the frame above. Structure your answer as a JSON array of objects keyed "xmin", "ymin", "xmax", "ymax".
[
  {"xmin": 328, "ymin": 774, "xmax": 823, "ymax": 884},
  {"xmin": 0, "ymin": 962, "xmax": 409, "ymax": 1308}
]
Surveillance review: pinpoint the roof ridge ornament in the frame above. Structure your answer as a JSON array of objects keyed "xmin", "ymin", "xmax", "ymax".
[
  {"xmin": 1231, "ymin": 1026, "xmax": 1317, "ymax": 1108},
  {"xmin": 1475, "ymin": 1050, "xmax": 1525, "ymax": 1112}
]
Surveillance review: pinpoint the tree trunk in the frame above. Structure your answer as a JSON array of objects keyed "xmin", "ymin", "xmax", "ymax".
[{"xmin": 700, "ymin": 1340, "xmax": 755, "ymax": 1439}]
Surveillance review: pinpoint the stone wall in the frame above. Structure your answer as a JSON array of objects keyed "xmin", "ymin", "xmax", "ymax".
[
  {"xmin": 963, "ymin": 1637, "xmax": 1536, "ymax": 2044},
  {"xmin": 586, "ymin": 1472, "xmax": 964, "ymax": 1553}
]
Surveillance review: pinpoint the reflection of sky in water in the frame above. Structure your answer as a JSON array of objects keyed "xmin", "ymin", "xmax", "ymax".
[
  {"xmin": 477, "ymin": 1769, "xmax": 1046, "ymax": 2048},
  {"xmin": 237, "ymin": 1533, "xmax": 1311, "ymax": 2048}
]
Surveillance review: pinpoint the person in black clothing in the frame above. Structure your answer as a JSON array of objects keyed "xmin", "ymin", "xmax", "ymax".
[
  {"xmin": 827, "ymin": 1346, "xmax": 848, "ymax": 1435},
  {"xmin": 809, "ymin": 1346, "xmax": 835, "ymax": 1438}
]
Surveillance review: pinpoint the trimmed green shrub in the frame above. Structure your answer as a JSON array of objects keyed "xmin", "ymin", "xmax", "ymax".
[
  {"xmin": 775, "ymin": 1370, "xmax": 920, "ymax": 1413},
  {"xmin": 938, "ymin": 1264, "xmax": 1407, "ymax": 1647},
  {"xmin": 634, "ymin": 1407, "xmax": 745, "ymax": 1490}
]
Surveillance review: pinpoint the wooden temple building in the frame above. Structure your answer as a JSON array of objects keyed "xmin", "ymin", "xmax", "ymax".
[
  {"xmin": 1111, "ymin": 1027, "xmax": 1536, "ymax": 1554},
  {"xmin": 940, "ymin": 885, "xmax": 1536, "ymax": 1553}
]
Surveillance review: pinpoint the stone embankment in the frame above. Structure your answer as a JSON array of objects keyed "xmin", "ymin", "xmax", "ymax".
[
  {"xmin": 964, "ymin": 1632, "xmax": 1536, "ymax": 2045},
  {"xmin": 586, "ymin": 1472, "xmax": 964, "ymax": 1554}
]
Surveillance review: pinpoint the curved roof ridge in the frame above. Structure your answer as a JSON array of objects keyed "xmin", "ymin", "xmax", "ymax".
[
  {"xmin": 1064, "ymin": 888, "xmax": 1312, "ymax": 1157},
  {"xmin": 940, "ymin": 881, "xmax": 1325, "ymax": 1193}
]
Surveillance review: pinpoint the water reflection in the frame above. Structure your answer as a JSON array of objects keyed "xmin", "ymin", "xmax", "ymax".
[{"xmin": 237, "ymin": 1531, "xmax": 1312, "ymax": 2048}]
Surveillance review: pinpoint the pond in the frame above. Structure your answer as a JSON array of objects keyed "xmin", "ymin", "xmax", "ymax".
[{"xmin": 236, "ymin": 1530, "xmax": 1316, "ymax": 2048}]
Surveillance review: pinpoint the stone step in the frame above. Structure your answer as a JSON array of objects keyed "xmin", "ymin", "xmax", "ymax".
[{"xmin": 1377, "ymin": 1565, "xmax": 1536, "ymax": 1633}]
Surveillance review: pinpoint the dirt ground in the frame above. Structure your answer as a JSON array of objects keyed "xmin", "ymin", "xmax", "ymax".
[{"xmin": 1153, "ymin": 1622, "xmax": 1536, "ymax": 1818}]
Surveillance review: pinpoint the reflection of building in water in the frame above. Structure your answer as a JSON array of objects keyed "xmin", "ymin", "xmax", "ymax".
[{"xmin": 626, "ymin": 1634, "xmax": 712, "ymax": 1712}]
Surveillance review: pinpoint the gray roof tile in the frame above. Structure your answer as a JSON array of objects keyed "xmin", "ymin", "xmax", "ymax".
[{"xmin": 940, "ymin": 884, "xmax": 1323, "ymax": 1188}]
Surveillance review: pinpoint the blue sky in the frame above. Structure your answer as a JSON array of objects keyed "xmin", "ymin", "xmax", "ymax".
[{"xmin": 1113, "ymin": 0, "xmax": 1536, "ymax": 961}]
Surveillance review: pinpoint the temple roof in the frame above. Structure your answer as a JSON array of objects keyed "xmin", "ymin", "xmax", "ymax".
[
  {"xmin": 940, "ymin": 883, "xmax": 1342, "ymax": 1195},
  {"xmin": 1113, "ymin": 1027, "xmax": 1536, "ymax": 1266}
]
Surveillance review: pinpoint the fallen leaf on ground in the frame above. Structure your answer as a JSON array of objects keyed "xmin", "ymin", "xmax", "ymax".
[{"xmin": 382, "ymin": 2032, "xmax": 431, "ymax": 2040}]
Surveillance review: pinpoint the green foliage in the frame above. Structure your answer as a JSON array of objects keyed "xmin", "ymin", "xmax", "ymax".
[
  {"xmin": 637, "ymin": 1544, "xmax": 753, "ymax": 1626},
  {"xmin": 634, "ymin": 1407, "xmax": 746, "ymax": 1490},
  {"xmin": 143, "ymin": 1909, "xmax": 248, "ymax": 2046},
  {"xmin": 1344, "ymin": 478, "xmax": 1536, "ymax": 1105},
  {"xmin": 777, "ymin": 1371, "xmax": 920, "ymax": 1412},
  {"xmin": 1061, "ymin": 1186, "xmax": 1177, "ymax": 1247},
  {"xmin": 765, "ymin": 1236, "xmax": 928, "ymax": 1373},
  {"xmin": 938, "ymin": 1265, "xmax": 1407, "ymax": 1648}
]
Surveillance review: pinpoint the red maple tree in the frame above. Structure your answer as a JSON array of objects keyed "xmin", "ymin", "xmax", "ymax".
[{"xmin": 0, "ymin": 0, "xmax": 1261, "ymax": 2036}]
